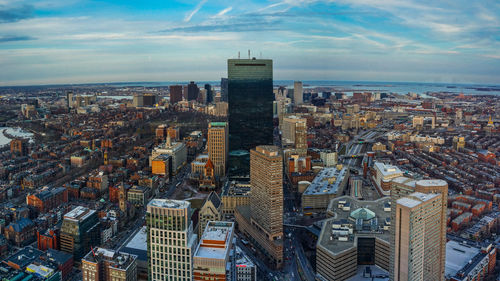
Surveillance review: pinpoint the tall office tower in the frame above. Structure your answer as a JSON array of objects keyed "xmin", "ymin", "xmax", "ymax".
[
  {"xmin": 60, "ymin": 206, "xmax": 100, "ymax": 261},
  {"xmin": 204, "ymin": 84, "xmax": 213, "ymax": 103},
  {"xmin": 250, "ymin": 146, "xmax": 283, "ymax": 238},
  {"xmin": 143, "ymin": 93, "xmax": 157, "ymax": 107},
  {"xmin": 394, "ymin": 192, "xmax": 442, "ymax": 281},
  {"xmin": 390, "ymin": 177, "xmax": 448, "ymax": 281},
  {"xmin": 193, "ymin": 221, "xmax": 234, "ymax": 281},
  {"xmin": 147, "ymin": 199, "xmax": 197, "ymax": 281},
  {"xmin": 282, "ymin": 115, "xmax": 307, "ymax": 155},
  {"xmin": 82, "ymin": 247, "xmax": 138, "ymax": 281},
  {"xmin": 187, "ymin": 81, "xmax": 199, "ymax": 101},
  {"xmin": 227, "ymin": 58, "xmax": 273, "ymax": 176},
  {"xmin": 220, "ymin": 78, "xmax": 228, "ymax": 102},
  {"xmin": 293, "ymin": 81, "xmax": 303, "ymax": 105},
  {"xmin": 208, "ymin": 122, "xmax": 228, "ymax": 177},
  {"xmin": 170, "ymin": 85, "xmax": 183, "ymax": 104},
  {"xmin": 132, "ymin": 94, "xmax": 144, "ymax": 107},
  {"xmin": 67, "ymin": 91, "xmax": 73, "ymax": 108},
  {"xmin": 235, "ymin": 146, "xmax": 283, "ymax": 268}
]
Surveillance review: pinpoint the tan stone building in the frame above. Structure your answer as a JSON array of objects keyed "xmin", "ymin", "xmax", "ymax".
[
  {"xmin": 221, "ymin": 181, "xmax": 251, "ymax": 217},
  {"xmin": 208, "ymin": 122, "xmax": 228, "ymax": 177},
  {"xmin": 394, "ymin": 192, "xmax": 443, "ymax": 281},
  {"xmin": 235, "ymin": 145, "xmax": 283, "ymax": 268},
  {"xmin": 389, "ymin": 177, "xmax": 448, "ymax": 281},
  {"xmin": 198, "ymin": 192, "xmax": 222, "ymax": 238}
]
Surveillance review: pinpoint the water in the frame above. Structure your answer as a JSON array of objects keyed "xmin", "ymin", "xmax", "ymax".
[
  {"xmin": 94, "ymin": 81, "xmax": 500, "ymax": 96},
  {"xmin": 0, "ymin": 127, "xmax": 34, "ymax": 147},
  {"xmin": 98, "ymin": 95, "xmax": 133, "ymax": 100}
]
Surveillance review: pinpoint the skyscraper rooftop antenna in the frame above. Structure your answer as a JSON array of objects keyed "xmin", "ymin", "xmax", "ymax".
[
  {"xmin": 248, "ymin": 50, "xmax": 250, "ymax": 59},
  {"xmin": 238, "ymin": 51, "xmax": 240, "ymax": 59}
]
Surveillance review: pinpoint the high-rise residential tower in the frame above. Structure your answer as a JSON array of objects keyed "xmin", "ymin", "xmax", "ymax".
[
  {"xmin": 227, "ymin": 58, "xmax": 273, "ymax": 176},
  {"xmin": 389, "ymin": 177, "xmax": 448, "ymax": 281},
  {"xmin": 204, "ymin": 84, "xmax": 212, "ymax": 103},
  {"xmin": 147, "ymin": 199, "xmax": 197, "ymax": 281},
  {"xmin": 208, "ymin": 122, "xmax": 228, "ymax": 177},
  {"xmin": 187, "ymin": 81, "xmax": 199, "ymax": 101},
  {"xmin": 293, "ymin": 81, "xmax": 303, "ymax": 105},
  {"xmin": 169, "ymin": 85, "xmax": 183, "ymax": 104},
  {"xmin": 282, "ymin": 115, "xmax": 307, "ymax": 155},
  {"xmin": 220, "ymin": 78, "xmax": 228, "ymax": 102},
  {"xmin": 235, "ymin": 145, "xmax": 283, "ymax": 268},
  {"xmin": 394, "ymin": 192, "xmax": 443, "ymax": 281}
]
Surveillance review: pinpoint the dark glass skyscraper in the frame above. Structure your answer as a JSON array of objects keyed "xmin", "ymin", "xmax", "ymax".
[
  {"xmin": 228, "ymin": 58, "xmax": 273, "ymax": 176},
  {"xmin": 187, "ymin": 81, "xmax": 199, "ymax": 101}
]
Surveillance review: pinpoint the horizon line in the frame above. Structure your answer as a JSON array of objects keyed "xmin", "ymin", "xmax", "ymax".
[{"xmin": 1, "ymin": 79, "xmax": 500, "ymax": 88}]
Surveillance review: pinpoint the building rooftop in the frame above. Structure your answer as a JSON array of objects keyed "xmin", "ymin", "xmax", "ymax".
[
  {"xmin": 397, "ymin": 192, "xmax": 439, "ymax": 208},
  {"xmin": 5, "ymin": 247, "xmax": 43, "ymax": 269},
  {"xmin": 416, "ymin": 179, "xmax": 447, "ymax": 187},
  {"xmin": 64, "ymin": 206, "xmax": 96, "ymax": 222},
  {"xmin": 235, "ymin": 246, "xmax": 255, "ymax": 267},
  {"xmin": 321, "ymin": 196, "xmax": 391, "ymax": 255},
  {"xmin": 445, "ymin": 240, "xmax": 481, "ymax": 278},
  {"xmin": 222, "ymin": 180, "xmax": 251, "ymax": 197},
  {"xmin": 209, "ymin": 122, "xmax": 227, "ymax": 127},
  {"xmin": 374, "ymin": 162, "xmax": 403, "ymax": 178},
  {"xmin": 121, "ymin": 226, "xmax": 147, "ymax": 261},
  {"xmin": 194, "ymin": 221, "xmax": 234, "ymax": 260},
  {"xmin": 148, "ymin": 199, "xmax": 190, "ymax": 209},
  {"xmin": 83, "ymin": 247, "xmax": 137, "ymax": 271},
  {"xmin": 303, "ymin": 166, "xmax": 348, "ymax": 196}
]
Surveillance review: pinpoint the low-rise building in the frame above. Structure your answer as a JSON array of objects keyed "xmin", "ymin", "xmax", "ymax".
[
  {"xmin": 27, "ymin": 187, "xmax": 68, "ymax": 213},
  {"xmin": 198, "ymin": 192, "xmax": 222, "ymax": 238},
  {"xmin": 193, "ymin": 221, "xmax": 235, "ymax": 281},
  {"xmin": 317, "ymin": 196, "xmax": 391, "ymax": 281},
  {"xmin": 82, "ymin": 247, "xmax": 138, "ymax": 281},
  {"xmin": 372, "ymin": 162, "xmax": 403, "ymax": 195},
  {"xmin": 445, "ymin": 240, "xmax": 497, "ymax": 281},
  {"xmin": 302, "ymin": 166, "xmax": 349, "ymax": 212},
  {"xmin": 221, "ymin": 181, "xmax": 251, "ymax": 217},
  {"xmin": 234, "ymin": 246, "xmax": 257, "ymax": 281}
]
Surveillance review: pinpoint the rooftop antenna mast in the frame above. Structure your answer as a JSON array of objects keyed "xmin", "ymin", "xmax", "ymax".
[
  {"xmin": 238, "ymin": 51, "xmax": 240, "ymax": 59},
  {"xmin": 248, "ymin": 50, "xmax": 250, "ymax": 59}
]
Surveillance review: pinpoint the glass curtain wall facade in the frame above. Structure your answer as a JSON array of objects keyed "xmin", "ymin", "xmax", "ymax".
[{"xmin": 227, "ymin": 58, "xmax": 273, "ymax": 176}]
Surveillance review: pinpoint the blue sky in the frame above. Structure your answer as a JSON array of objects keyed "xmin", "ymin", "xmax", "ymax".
[{"xmin": 0, "ymin": 0, "xmax": 499, "ymax": 86}]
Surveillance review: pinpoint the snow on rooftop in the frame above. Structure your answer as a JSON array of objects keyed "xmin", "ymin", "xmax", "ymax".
[
  {"xmin": 64, "ymin": 206, "xmax": 95, "ymax": 221},
  {"xmin": 445, "ymin": 240, "xmax": 480, "ymax": 278},
  {"xmin": 374, "ymin": 162, "xmax": 403, "ymax": 177},
  {"xmin": 409, "ymin": 192, "xmax": 439, "ymax": 202},
  {"xmin": 397, "ymin": 197, "xmax": 421, "ymax": 208},
  {"xmin": 125, "ymin": 226, "xmax": 147, "ymax": 251},
  {"xmin": 148, "ymin": 199, "xmax": 189, "ymax": 209},
  {"xmin": 194, "ymin": 222, "xmax": 234, "ymax": 260},
  {"xmin": 416, "ymin": 179, "xmax": 447, "ymax": 187},
  {"xmin": 304, "ymin": 166, "xmax": 347, "ymax": 195}
]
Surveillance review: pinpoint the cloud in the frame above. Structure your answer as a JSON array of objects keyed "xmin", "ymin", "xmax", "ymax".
[
  {"xmin": 0, "ymin": 4, "xmax": 34, "ymax": 23},
  {"xmin": 0, "ymin": 35, "xmax": 35, "ymax": 43},
  {"xmin": 159, "ymin": 21, "xmax": 282, "ymax": 33},
  {"xmin": 215, "ymin": 7, "xmax": 232, "ymax": 17},
  {"xmin": 184, "ymin": 0, "xmax": 207, "ymax": 22}
]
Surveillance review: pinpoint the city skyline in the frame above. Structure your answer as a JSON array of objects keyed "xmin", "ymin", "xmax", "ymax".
[{"xmin": 1, "ymin": 0, "xmax": 499, "ymax": 86}]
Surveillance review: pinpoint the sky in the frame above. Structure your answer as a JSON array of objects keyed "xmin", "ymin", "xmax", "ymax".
[{"xmin": 0, "ymin": 0, "xmax": 499, "ymax": 86}]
